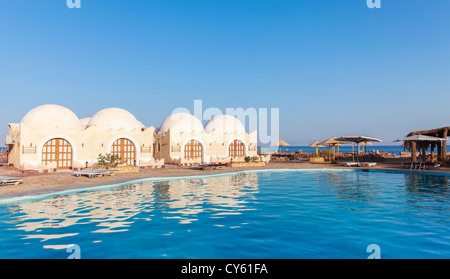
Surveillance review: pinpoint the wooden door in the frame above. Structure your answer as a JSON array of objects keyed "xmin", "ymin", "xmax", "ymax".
[
  {"xmin": 42, "ymin": 138, "xmax": 73, "ymax": 169},
  {"xmin": 111, "ymin": 138, "xmax": 136, "ymax": 166},
  {"xmin": 184, "ymin": 139, "xmax": 203, "ymax": 160},
  {"xmin": 229, "ymin": 139, "xmax": 245, "ymax": 158}
]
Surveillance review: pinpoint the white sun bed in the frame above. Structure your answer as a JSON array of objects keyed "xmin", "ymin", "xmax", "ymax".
[
  {"xmin": 340, "ymin": 162, "xmax": 358, "ymax": 167},
  {"xmin": 359, "ymin": 162, "xmax": 377, "ymax": 167},
  {"xmin": 73, "ymin": 169, "xmax": 117, "ymax": 178},
  {"xmin": 0, "ymin": 176, "xmax": 24, "ymax": 186}
]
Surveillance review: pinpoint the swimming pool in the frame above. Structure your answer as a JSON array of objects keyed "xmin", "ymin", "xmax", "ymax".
[{"xmin": 0, "ymin": 169, "xmax": 449, "ymax": 259}]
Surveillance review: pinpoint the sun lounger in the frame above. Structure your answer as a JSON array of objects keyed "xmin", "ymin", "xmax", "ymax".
[
  {"xmin": 340, "ymin": 162, "xmax": 358, "ymax": 167},
  {"xmin": 194, "ymin": 164, "xmax": 227, "ymax": 171},
  {"xmin": 0, "ymin": 176, "xmax": 23, "ymax": 186},
  {"xmin": 73, "ymin": 169, "xmax": 117, "ymax": 178},
  {"xmin": 359, "ymin": 162, "xmax": 377, "ymax": 167}
]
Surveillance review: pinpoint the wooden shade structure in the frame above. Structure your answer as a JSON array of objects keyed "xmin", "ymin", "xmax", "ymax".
[
  {"xmin": 395, "ymin": 130, "xmax": 449, "ymax": 165},
  {"xmin": 395, "ymin": 135, "xmax": 447, "ymax": 142}
]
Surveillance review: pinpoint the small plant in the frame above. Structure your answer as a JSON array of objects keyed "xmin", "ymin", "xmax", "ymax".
[
  {"xmin": 244, "ymin": 156, "xmax": 251, "ymax": 162},
  {"xmin": 97, "ymin": 153, "xmax": 124, "ymax": 169}
]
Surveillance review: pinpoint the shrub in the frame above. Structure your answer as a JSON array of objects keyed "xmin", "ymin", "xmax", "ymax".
[{"xmin": 97, "ymin": 153, "xmax": 124, "ymax": 169}]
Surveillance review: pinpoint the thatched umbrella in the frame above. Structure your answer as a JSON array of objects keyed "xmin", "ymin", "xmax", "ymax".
[
  {"xmin": 272, "ymin": 139, "xmax": 290, "ymax": 153},
  {"xmin": 336, "ymin": 136, "xmax": 382, "ymax": 163},
  {"xmin": 319, "ymin": 137, "xmax": 350, "ymax": 161},
  {"xmin": 308, "ymin": 141, "xmax": 325, "ymax": 159}
]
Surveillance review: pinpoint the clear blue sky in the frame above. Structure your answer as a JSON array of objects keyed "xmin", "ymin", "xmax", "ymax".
[{"xmin": 1, "ymin": 0, "xmax": 449, "ymax": 145}]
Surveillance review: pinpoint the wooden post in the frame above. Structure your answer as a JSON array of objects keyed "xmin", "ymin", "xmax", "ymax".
[
  {"xmin": 337, "ymin": 145, "xmax": 340, "ymax": 161},
  {"xmin": 333, "ymin": 145, "xmax": 336, "ymax": 161},
  {"xmin": 411, "ymin": 141, "xmax": 417, "ymax": 163},
  {"xmin": 442, "ymin": 128, "xmax": 448, "ymax": 166},
  {"xmin": 352, "ymin": 144, "xmax": 355, "ymax": 162},
  {"xmin": 430, "ymin": 143, "xmax": 435, "ymax": 163},
  {"xmin": 437, "ymin": 141, "xmax": 442, "ymax": 162},
  {"xmin": 328, "ymin": 146, "xmax": 331, "ymax": 162},
  {"xmin": 421, "ymin": 144, "xmax": 426, "ymax": 162}
]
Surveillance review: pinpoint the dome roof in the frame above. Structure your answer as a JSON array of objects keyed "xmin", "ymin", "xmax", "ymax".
[
  {"xmin": 87, "ymin": 108, "xmax": 145, "ymax": 131},
  {"xmin": 204, "ymin": 115, "xmax": 246, "ymax": 134},
  {"xmin": 21, "ymin": 104, "xmax": 82, "ymax": 131},
  {"xmin": 159, "ymin": 113, "xmax": 204, "ymax": 134}
]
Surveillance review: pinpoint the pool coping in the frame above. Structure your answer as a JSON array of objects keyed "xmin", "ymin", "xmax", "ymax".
[{"xmin": 0, "ymin": 167, "xmax": 449, "ymax": 205}]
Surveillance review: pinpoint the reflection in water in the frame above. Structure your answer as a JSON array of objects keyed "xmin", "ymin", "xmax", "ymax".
[
  {"xmin": 404, "ymin": 173, "xmax": 450, "ymax": 211},
  {"xmin": 315, "ymin": 171, "xmax": 381, "ymax": 205},
  {"xmin": 316, "ymin": 170, "xmax": 450, "ymax": 214},
  {"xmin": 1, "ymin": 170, "xmax": 450, "ymax": 258},
  {"xmin": 405, "ymin": 174, "xmax": 449, "ymax": 196},
  {"xmin": 9, "ymin": 172, "xmax": 259, "ymax": 241}
]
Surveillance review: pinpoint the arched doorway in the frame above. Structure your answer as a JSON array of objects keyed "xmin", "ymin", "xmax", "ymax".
[
  {"xmin": 42, "ymin": 138, "xmax": 73, "ymax": 169},
  {"xmin": 229, "ymin": 139, "xmax": 245, "ymax": 158},
  {"xmin": 184, "ymin": 139, "xmax": 203, "ymax": 160},
  {"xmin": 111, "ymin": 138, "xmax": 136, "ymax": 166}
]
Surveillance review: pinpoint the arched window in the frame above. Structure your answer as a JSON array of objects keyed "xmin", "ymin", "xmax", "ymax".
[
  {"xmin": 42, "ymin": 138, "xmax": 73, "ymax": 169},
  {"xmin": 184, "ymin": 140, "xmax": 203, "ymax": 160},
  {"xmin": 229, "ymin": 140, "xmax": 245, "ymax": 158},
  {"xmin": 111, "ymin": 138, "xmax": 136, "ymax": 166}
]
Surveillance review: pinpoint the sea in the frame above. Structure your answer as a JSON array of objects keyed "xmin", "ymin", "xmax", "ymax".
[{"xmin": 258, "ymin": 145, "xmax": 450, "ymax": 156}]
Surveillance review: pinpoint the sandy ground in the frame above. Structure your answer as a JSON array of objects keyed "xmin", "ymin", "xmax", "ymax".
[{"xmin": 0, "ymin": 158, "xmax": 449, "ymax": 199}]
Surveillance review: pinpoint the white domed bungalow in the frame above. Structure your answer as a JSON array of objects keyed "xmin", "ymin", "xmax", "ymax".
[
  {"xmin": 154, "ymin": 113, "xmax": 207, "ymax": 164},
  {"xmin": 154, "ymin": 113, "xmax": 258, "ymax": 165},
  {"xmin": 204, "ymin": 114, "xmax": 258, "ymax": 163},
  {"xmin": 6, "ymin": 105, "xmax": 259, "ymax": 171},
  {"xmin": 86, "ymin": 108, "xmax": 145, "ymax": 131},
  {"xmin": 6, "ymin": 105, "xmax": 155, "ymax": 171}
]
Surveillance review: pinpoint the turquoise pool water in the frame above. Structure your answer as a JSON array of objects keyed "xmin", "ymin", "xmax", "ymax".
[{"xmin": 0, "ymin": 169, "xmax": 449, "ymax": 259}]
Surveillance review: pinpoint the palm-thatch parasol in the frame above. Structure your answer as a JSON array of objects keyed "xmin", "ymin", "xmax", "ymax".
[
  {"xmin": 272, "ymin": 139, "xmax": 290, "ymax": 153},
  {"xmin": 308, "ymin": 141, "xmax": 325, "ymax": 159},
  {"xmin": 336, "ymin": 135, "xmax": 382, "ymax": 163},
  {"xmin": 319, "ymin": 137, "xmax": 351, "ymax": 161}
]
